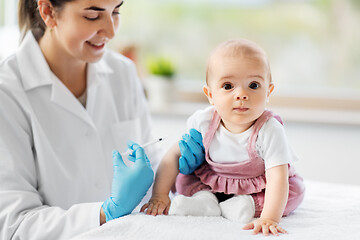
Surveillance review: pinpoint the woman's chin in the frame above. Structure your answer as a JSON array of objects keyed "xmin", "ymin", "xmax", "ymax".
[{"xmin": 84, "ymin": 53, "xmax": 104, "ymax": 63}]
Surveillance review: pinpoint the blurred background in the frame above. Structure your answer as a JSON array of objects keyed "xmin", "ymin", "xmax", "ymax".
[{"xmin": 1, "ymin": 0, "xmax": 360, "ymax": 185}]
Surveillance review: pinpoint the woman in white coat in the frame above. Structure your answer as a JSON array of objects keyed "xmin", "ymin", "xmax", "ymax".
[{"xmin": 0, "ymin": 0, "xmax": 205, "ymax": 239}]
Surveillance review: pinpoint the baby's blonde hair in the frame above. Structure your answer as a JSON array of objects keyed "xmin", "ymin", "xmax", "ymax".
[{"xmin": 206, "ymin": 39, "xmax": 272, "ymax": 84}]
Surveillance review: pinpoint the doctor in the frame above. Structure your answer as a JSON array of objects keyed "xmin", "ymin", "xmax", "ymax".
[{"xmin": 0, "ymin": 0, "xmax": 204, "ymax": 239}]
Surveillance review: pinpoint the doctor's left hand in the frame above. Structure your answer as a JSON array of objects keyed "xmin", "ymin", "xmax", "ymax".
[
  {"xmin": 178, "ymin": 128, "xmax": 205, "ymax": 175},
  {"xmin": 102, "ymin": 142, "xmax": 154, "ymax": 222}
]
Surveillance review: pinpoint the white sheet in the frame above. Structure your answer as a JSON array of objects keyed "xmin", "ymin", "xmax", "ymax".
[{"xmin": 73, "ymin": 180, "xmax": 360, "ymax": 239}]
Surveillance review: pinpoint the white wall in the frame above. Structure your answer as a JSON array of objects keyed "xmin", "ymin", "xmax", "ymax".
[
  {"xmin": 151, "ymin": 110, "xmax": 360, "ymax": 186},
  {"xmin": 0, "ymin": 0, "xmax": 19, "ymax": 60},
  {"xmin": 0, "ymin": 26, "xmax": 20, "ymax": 60}
]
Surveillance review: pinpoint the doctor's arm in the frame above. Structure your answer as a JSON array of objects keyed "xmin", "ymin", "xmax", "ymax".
[{"xmin": 0, "ymin": 90, "xmax": 102, "ymax": 240}]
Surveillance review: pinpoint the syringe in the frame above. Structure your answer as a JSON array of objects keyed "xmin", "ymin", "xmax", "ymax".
[{"xmin": 120, "ymin": 136, "xmax": 168, "ymax": 157}]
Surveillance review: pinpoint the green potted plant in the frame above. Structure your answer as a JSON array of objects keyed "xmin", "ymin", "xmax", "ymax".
[
  {"xmin": 146, "ymin": 56, "xmax": 175, "ymax": 78},
  {"xmin": 145, "ymin": 56, "xmax": 176, "ymax": 110}
]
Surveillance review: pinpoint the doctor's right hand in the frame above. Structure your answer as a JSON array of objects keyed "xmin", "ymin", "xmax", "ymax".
[
  {"xmin": 102, "ymin": 144, "xmax": 154, "ymax": 222},
  {"xmin": 178, "ymin": 128, "xmax": 205, "ymax": 175}
]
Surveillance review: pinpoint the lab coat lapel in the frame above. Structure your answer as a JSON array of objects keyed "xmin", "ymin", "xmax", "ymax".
[
  {"xmin": 50, "ymin": 75, "xmax": 96, "ymax": 129},
  {"xmin": 86, "ymin": 58, "xmax": 118, "ymax": 127},
  {"xmin": 16, "ymin": 32, "xmax": 53, "ymax": 90},
  {"xmin": 17, "ymin": 32, "xmax": 96, "ymax": 129}
]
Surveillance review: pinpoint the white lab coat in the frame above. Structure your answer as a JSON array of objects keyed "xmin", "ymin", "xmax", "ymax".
[{"xmin": 0, "ymin": 32, "xmax": 158, "ymax": 240}]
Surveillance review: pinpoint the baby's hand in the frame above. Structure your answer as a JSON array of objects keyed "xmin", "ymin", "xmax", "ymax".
[
  {"xmin": 140, "ymin": 194, "xmax": 171, "ymax": 216},
  {"xmin": 243, "ymin": 218, "xmax": 287, "ymax": 236}
]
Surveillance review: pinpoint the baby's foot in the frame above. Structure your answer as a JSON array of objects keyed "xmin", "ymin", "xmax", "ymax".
[
  {"xmin": 219, "ymin": 194, "xmax": 255, "ymax": 223},
  {"xmin": 169, "ymin": 191, "xmax": 221, "ymax": 216}
]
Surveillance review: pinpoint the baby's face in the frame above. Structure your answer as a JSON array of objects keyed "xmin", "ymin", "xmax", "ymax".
[{"xmin": 204, "ymin": 53, "xmax": 274, "ymax": 133}]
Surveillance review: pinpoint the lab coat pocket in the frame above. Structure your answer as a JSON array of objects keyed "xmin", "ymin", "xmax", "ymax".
[{"xmin": 111, "ymin": 118, "xmax": 142, "ymax": 154}]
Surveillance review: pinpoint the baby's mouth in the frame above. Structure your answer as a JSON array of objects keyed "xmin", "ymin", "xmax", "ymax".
[{"xmin": 233, "ymin": 107, "xmax": 249, "ymax": 112}]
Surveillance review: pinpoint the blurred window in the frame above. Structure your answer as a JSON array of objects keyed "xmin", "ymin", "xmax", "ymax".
[
  {"xmin": 115, "ymin": 0, "xmax": 360, "ymax": 99},
  {"xmin": 1, "ymin": 0, "xmax": 359, "ymax": 101},
  {"xmin": 0, "ymin": 0, "xmax": 19, "ymax": 60}
]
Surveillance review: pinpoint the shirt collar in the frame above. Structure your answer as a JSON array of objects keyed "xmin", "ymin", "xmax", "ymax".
[
  {"xmin": 16, "ymin": 32, "xmax": 53, "ymax": 91},
  {"xmin": 16, "ymin": 31, "xmax": 114, "ymax": 91}
]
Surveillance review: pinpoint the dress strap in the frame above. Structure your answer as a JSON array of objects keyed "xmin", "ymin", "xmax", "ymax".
[
  {"xmin": 247, "ymin": 110, "xmax": 283, "ymax": 160},
  {"xmin": 203, "ymin": 109, "xmax": 221, "ymax": 151}
]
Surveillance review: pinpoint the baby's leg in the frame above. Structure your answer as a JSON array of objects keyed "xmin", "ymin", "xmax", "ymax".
[
  {"xmin": 169, "ymin": 191, "xmax": 221, "ymax": 216},
  {"xmin": 219, "ymin": 194, "xmax": 255, "ymax": 223}
]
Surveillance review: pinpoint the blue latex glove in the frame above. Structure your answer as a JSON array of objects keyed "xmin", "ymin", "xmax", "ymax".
[
  {"xmin": 126, "ymin": 140, "xmax": 150, "ymax": 163},
  {"xmin": 102, "ymin": 142, "xmax": 154, "ymax": 221},
  {"xmin": 178, "ymin": 128, "xmax": 205, "ymax": 175}
]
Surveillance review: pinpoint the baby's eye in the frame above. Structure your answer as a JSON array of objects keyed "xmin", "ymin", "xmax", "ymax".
[
  {"xmin": 222, "ymin": 83, "xmax": 233, "ymax": 90},
  {"xmin": 249, "ymin": 82, "xmax": 260, "ymax": 89}
]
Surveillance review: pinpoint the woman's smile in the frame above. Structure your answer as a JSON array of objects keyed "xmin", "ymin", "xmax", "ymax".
[{"xmin": 86, "ymin": 40, "xmax": 105, "ymax": 50}]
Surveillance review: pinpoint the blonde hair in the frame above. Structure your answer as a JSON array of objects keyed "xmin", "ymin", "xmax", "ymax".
[{"xmin": 206, "ymin": 39, "xmax": 272, "ymax": 84}]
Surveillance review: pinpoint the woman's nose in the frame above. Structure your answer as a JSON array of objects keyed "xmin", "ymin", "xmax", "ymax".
[{"xmin": 100, "ymin": 16, "xmax": 116, "ymax": 39}]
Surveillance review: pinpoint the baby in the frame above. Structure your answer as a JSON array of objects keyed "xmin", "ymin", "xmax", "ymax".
[{"xmin": 141, "ymin": 39, "xmax": 305, "ymax": 236}]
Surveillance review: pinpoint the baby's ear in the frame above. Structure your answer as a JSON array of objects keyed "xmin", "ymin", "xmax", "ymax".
[
  {"xmin": 203, "ymin": 85, "xmax": 214, "ymax": 105},
  {"xmin": 268, "ymin": 83, "xmax": 274, "ymax": 97}
]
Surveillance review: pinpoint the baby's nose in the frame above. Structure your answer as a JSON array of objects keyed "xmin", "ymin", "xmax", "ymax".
[
  {"xmin": 235, "ymin": 88, "xmax": 248, "ymax": 100},
  {"xmin": 236, "ymin": 95, "xmax": 248, "ymax": 100}
]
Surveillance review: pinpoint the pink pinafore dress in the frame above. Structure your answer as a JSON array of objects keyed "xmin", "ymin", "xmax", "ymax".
[{"xmin": 176, "ymin": 110, "xmax": 305, "ymax": 217}]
